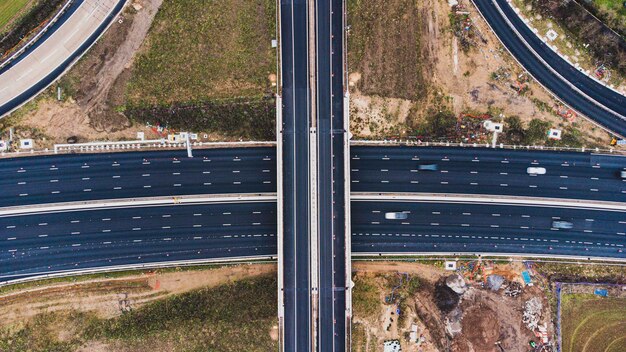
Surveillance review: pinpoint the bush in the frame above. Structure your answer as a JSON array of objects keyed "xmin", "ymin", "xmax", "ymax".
[{"xmin": 125, "ymin": 96, "xmax": 276, "ymax": 140}]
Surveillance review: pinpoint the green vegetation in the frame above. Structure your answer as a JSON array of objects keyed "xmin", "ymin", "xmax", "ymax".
[
  {"xmin": 0, "ymin": 274, "xmax": 277, "ymax": 352},
  {"xmin": 502, "ymin": 116, "xmax": 550, "ymax": 145},
  {"xmin": 125, "ymin": 96, "xmax": 275, "ymax": 140},
  {"xmin": 126, "ymin": 0, "xmax": 275, "ymax": 104},
  {"xmin": 123, "ymin": 0, "xmax": 276, "ymax": 139},
  {"xmin": 347, "ymin": 0, "xmax": 428, "ymax": 101},
  {"xmin": 591, "ymin": 0, "xmax": 626, "ymax": 34},
  {"xmin": 352, "ymin": 274, "xmax": 380, "ymax": 320},
  {"xmin": 414, "ymin": 109, "xmax": 457, "ymax": 140},
  {"xmin": 534, "ymin": 262, "xmax": 626, "ymax": 284},
  {"xmin": 561, "ymin": 294, "xmax": 626, "ymax": 352},
  {"xmin": 351, "ymin": 322, "xmax": 376, "ymax": 352},
  {"xmin": 0, "ymin": 0, "xmax": 65, "ymax": 54},
  {"xmin": 0, "ymin": 0, "xmax": 32, "ymax": 33}
]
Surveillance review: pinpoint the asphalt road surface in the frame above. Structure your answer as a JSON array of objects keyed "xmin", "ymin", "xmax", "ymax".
[
  {"xmin": 279, "ymin": 0, "xmax": 312, "ymax": 350},
  {"xmin": 351, "ymin": 201, "xmax": 626, "ymax": 259},
  {"xmin": 350, "ymin": 147, "xmax": 626, "ymax": 202},
  {"xmin": 0, "ymin": 0, "xmax": 127, "ymax": 118},
  {"xmin": 0, "ymin": 148, "xmax": 276, "ymax": 207},
  {"xmin": 315, "ymin": 0, "xmax": 348, "ymax": 350},
  {"xmin": 0, "ymin": 202, "xmax": 277, "ymax": 281},
  {"xmin": 2, "ymin": 200, "xmax": 624, "ymax": 282},
  {"xmin": 2, "ymin": 147, "xmax": 623, "ymax": 209},
  {"xmin": 473, "ymin": 0, "xmax": 626, "ymax": 137}
]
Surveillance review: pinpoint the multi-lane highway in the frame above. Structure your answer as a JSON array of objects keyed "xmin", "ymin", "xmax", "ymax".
[
  {"xmin": 352, "ymin": 200, "xmax": 626, "ymax": 258},
  {"xmin": 350, "ymin": 147, "xmax": 626, "ymax": 202},
  {"xmin": 0, "ymin": 0, "xmax": 127, "ymax": 118},
  {"xmin": 473, "ymin": 0, "xmax": 626, "ymax": 137},
  {"xmin": 4, "ymin": 146, "xmax": 622, "ymax": 207},
  {"xmin": 278, "ymin": 0, "xmax": 312, "ymax": 350},
  {"xmin": 3, "ymin": 199, "xmax": 624, "ymax": 281},
  {"xmin": 0, "ymin": 148, "xmax": 276, "ymax": 207},
  {"xmin": 0, "ymin": 201, "xmax": 277, "ymax": 281},
  {"xmin": 1, "ymin": 146, "xmax": 623, "ymax": 279}
]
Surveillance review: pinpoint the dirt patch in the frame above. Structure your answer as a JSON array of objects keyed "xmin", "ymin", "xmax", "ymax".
[
  {"xmin": 5, "ymin": 0, "xmax": 165, "ymax": 148},
  {"xmin": 347, "ymin": 0, "xmax": 616, "ymax": 147},
  {"xmin": 68, "ymin": 0, "xmax": 165, "ymax": 131},
  {"xmin": 0, "ymin": 263, "xmax": 275, "ymax": 327},
  {"xmin": 352, "ymin": 261, "xmax": 552, "ymax": 352}
]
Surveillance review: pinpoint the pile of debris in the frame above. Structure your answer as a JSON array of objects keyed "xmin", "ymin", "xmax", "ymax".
[
  {"xmin": 523, "ymin": 297, "xmax": 543, "ymax": 331},
  {"xmin": 456, "ymin": 113, "xmax": 491, "ymax": 143},
  {"xmin": 503, "ymin": 281, "xmax": 523, "ymax": 297}
]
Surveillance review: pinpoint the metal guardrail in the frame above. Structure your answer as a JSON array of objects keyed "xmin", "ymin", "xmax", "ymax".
[
  {"xmin": 2, "ymin": 138, "xmax": 622, "ymax": 159},
  {"xmin": 0, "ymin": 256, "xmax": 276, "ymax": 287},
  {"xmin": 0, "ymin": 0, "xmax": 75, "ymax": 70},
  {"xmin": 351, "ymin": 139, "xmax": 626, "ymax": 155}
]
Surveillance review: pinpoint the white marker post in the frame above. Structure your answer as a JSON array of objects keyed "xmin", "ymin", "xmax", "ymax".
[{"xmin": 185, "ymin": 132, "xmax": 193, "ymax": 158}]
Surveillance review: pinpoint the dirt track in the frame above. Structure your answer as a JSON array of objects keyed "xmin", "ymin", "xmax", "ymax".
[{"xmin": 17, "ymin": 0, "xmax": 165, "ymax": 147}]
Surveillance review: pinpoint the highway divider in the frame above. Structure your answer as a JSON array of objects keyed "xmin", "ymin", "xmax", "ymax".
[
  {"xmin": 351, "ymin": 192, "xmax": 626, "ymax": 212},
  {"xmin": 0, "ymin": 193, "xmax": 278, "ymax": 218}
]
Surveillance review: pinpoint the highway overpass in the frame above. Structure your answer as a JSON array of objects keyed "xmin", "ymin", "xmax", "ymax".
[{"xmin": 277, "ymin": 0, "xmax": 313, "ymax": 350}]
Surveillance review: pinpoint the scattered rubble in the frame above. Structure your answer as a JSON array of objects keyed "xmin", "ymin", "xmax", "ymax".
[
  {"xmin": 445, "ymin": 274, "xmax": 468, "ymax": 294},
  {"xmin": 523, "ymin": 297, "xmax": 543, "ymax": 331},
  {"xmin": 504, "ymin": 281, "xmax": 523, "ymax": 297}
]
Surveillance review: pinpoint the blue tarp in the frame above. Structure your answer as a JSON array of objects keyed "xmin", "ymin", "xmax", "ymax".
[
  {"xmin": 522, "ymin": 271, "xmax": 532, "ymax": 285},
  {"xmin": 594, "ymin": 288, "xmax": 608, "ymax": 297}
]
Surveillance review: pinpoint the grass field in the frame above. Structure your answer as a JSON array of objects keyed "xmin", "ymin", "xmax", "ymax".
[
  {"xmin": 347, "ymin": 0, "xmax": 428, "ymax": 101},
  {"xmin": 0, "ymin": 0, "xmax": 33, "ymax": 34},
  {"xmin": 125, "ymin": 0, "xmax": 276, "ymax": 106},
  {"xmin": 0, "ymin": 273, "xmax": 277, "ymax": 351},
  {"xmin": 592, "ymin": 0, "xmax": 626, "ymax": 20},
  {"xmin": 561, "ymin": 294, "xmax": 626, "ymax": 352}
]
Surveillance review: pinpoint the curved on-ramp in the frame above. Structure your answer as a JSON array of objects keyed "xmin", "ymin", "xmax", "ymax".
[
  {"xmin": 0, "ymin": 0, "xmax": 127, "ymax": 118},
  {"xmin": 473, "ymin": 0, "xmax": 626, "ymax": 137}
]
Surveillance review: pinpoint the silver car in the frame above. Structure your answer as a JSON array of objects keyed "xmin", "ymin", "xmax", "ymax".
[
  {"xmin": 552, "ymin": 221, "xmax": 573, "ymax": 229},
  {"xmin": 418, "ymin": 164, "xmax": 438, "ymax": 171},
  {"xmin": 385, "ymin": 212, "xmax": 408, "ymax": 220}
]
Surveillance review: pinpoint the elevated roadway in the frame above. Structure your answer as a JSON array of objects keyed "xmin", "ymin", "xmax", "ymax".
[
  {"xmin": 473, "ymin": 0, "xmax": 626, "ymax": 137},
  {"xmin": 0, "ymin": 0, "xmax": 127, "ymax": 118},
  {"xmin": 314, "ymin": 0, "xmax": 350, "ymax": 350},
  {"xmin": 277, "ymin": 0, "xmax": 313, "ymax": 350}
]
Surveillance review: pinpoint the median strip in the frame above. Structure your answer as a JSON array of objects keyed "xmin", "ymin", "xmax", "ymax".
[
  {"xmin": 0, "ymin": 193, "xmax": 278, "ymax": 218},
  {"xmin": 351, "ymin": 192, "xmax": 626, "ymax": 212}
]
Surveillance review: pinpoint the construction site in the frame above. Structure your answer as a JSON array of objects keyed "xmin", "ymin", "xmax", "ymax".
[{"xmin": 351, "ymin": 259, "xmax": 606, "ymax": 352}]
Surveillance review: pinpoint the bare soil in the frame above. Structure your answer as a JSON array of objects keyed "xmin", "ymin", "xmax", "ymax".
[
  {"xmin": 347, "ymin": 0, "xmax": 615, "ymax": 147},
  {"xmin": 0, "ymin": 263, "xmax": 275, "ymax": 328},
  {"xmin": 352, "ymin": 261, "xmax": 551, "ymax": 352},
  {"xmin": 11, "ymin": 0, "xmax": 165, "ymax": 147}
]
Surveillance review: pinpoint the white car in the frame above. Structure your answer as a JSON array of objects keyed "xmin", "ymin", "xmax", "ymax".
[
  {"xmin": 527, "ymin": 167, "xmax": 546, "ymax": 175},
  {"xmin": 385, "ymin": 212, "xmax": 408, "ymax": 220}
]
